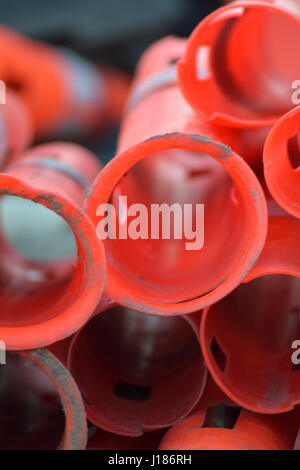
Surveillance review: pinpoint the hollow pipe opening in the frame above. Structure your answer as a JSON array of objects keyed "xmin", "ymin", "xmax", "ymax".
[
  {"xmin": 179, "ymin": 2, "xmax": 300, "ymax": 127},
  {"xmin": 202, "ymin": 274, "xmax": 300, "ymax": 413},
  {"xmin": 0, "ymin": 352, "xmax": 65, "ymax": 449},
  {"xmin": 69, "ymin": 306, "xmax": 206, "ymax": 436}
]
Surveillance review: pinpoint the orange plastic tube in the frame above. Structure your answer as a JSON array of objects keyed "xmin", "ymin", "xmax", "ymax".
[
  {"xmin": 68, "ymin": 305, "xmax": 207, "ymax": 436},
  {"xmin": 159, "ymin": 378, "xmax": 300, "ymax": 450},
  {"xmin": 200, "ymin": 205, "xmax": 300, "ymax": 413},
  {"xmin": 87, "ymin": 427, "xmax": 165, "ymax": 450},
  {"xmin": 178, "ymin": 0, "xmax": 300, "ymax": 128},
  {"xmin": 0, "ymin": 142, "xmax": 106, "ymax": 349},
  {"xmin": 0, "ymin": 91, "xmax": 32, "ymax": 167},
  {"xmin": 0, "ymin": 349, "xmax": 87, "ymax": 450},
  {"xmin": 86, "ymin": 37, "xmax": 267, "ymax": 316},
  {"xmin": 0, "ymin": 26, "xmax": 130, "ymax": 137},
  {"xmin": 264, "ymin": 105, "xmax": 300, "ymax": 219}
]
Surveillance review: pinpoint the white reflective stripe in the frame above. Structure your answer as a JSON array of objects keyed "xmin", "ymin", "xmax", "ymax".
[
  {"xmin": 126, "ymin": 66, "xmax": 178, "ymax": 112},
  {"xmin": 59, "ymin": 47, "xmax": 104, "ymax": 106},
  {"xmin": 10, "ymin": 156, "xmax": 90, "ymax": 193}
]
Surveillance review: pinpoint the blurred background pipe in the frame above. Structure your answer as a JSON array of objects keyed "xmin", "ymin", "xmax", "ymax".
[
  {"xmin": 0, "ymin": 26, "xmax": 130, "ymax": 139},
  {"xmin": 0, "ymin": 91, "xmax": 32, "ymax": 168}
]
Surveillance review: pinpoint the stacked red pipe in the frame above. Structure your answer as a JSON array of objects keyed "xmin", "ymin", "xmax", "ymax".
[{"xmin": 0, "ymin": 0, "xmax": 300, "ymax": 450}]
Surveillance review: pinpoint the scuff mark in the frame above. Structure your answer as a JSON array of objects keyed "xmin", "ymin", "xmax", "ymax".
[
  {"xmin": 144, "ymin": 132, "xmax": 232, "ymax": 159},
  {"xmin": 33, "ymin": 194, "xmax": 63, "ymax": 213}
]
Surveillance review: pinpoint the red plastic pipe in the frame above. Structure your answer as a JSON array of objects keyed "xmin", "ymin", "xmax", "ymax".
[
  {"xmin": 0, "ymin": 348, "xmax": 87, "ymax": 450},
  {"xmin": 49, "ymin": 295, "xmax": 116, "ymax": 366},
  {"xmin": 264, "ymin": 105, "xmax": 300, "ymax": 219},
  {"xmin": 0, "ymin": 91, "xmax": 32, "ymax": 167},
  {"xmin": 86, "ymin": 37, "xmax": 267, "ymax": 316},
  {"xmin": 68, "ymin": 305, "xmax": 207, "ymax": 436},
  {"xmin": 87, "ymin": 426, "xmax": 165, "ymax": 450},
  {"xmin": 178, "ymin": 0, "xmax": 300, "ymax": 129},
  {"xmin": 200, "ymin": 206, "xmax": 300, "ymax": 413},
  {"xmin": 0, "ymin": 142, "xmax": 106, "ymax": 350},
  {"xmin": 0, "ymin": 26, "xmax": 130, "ymax": 138},
  {"xmin": 159, "ymin": 379, "xmax": 300, "ymax": 450}
]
